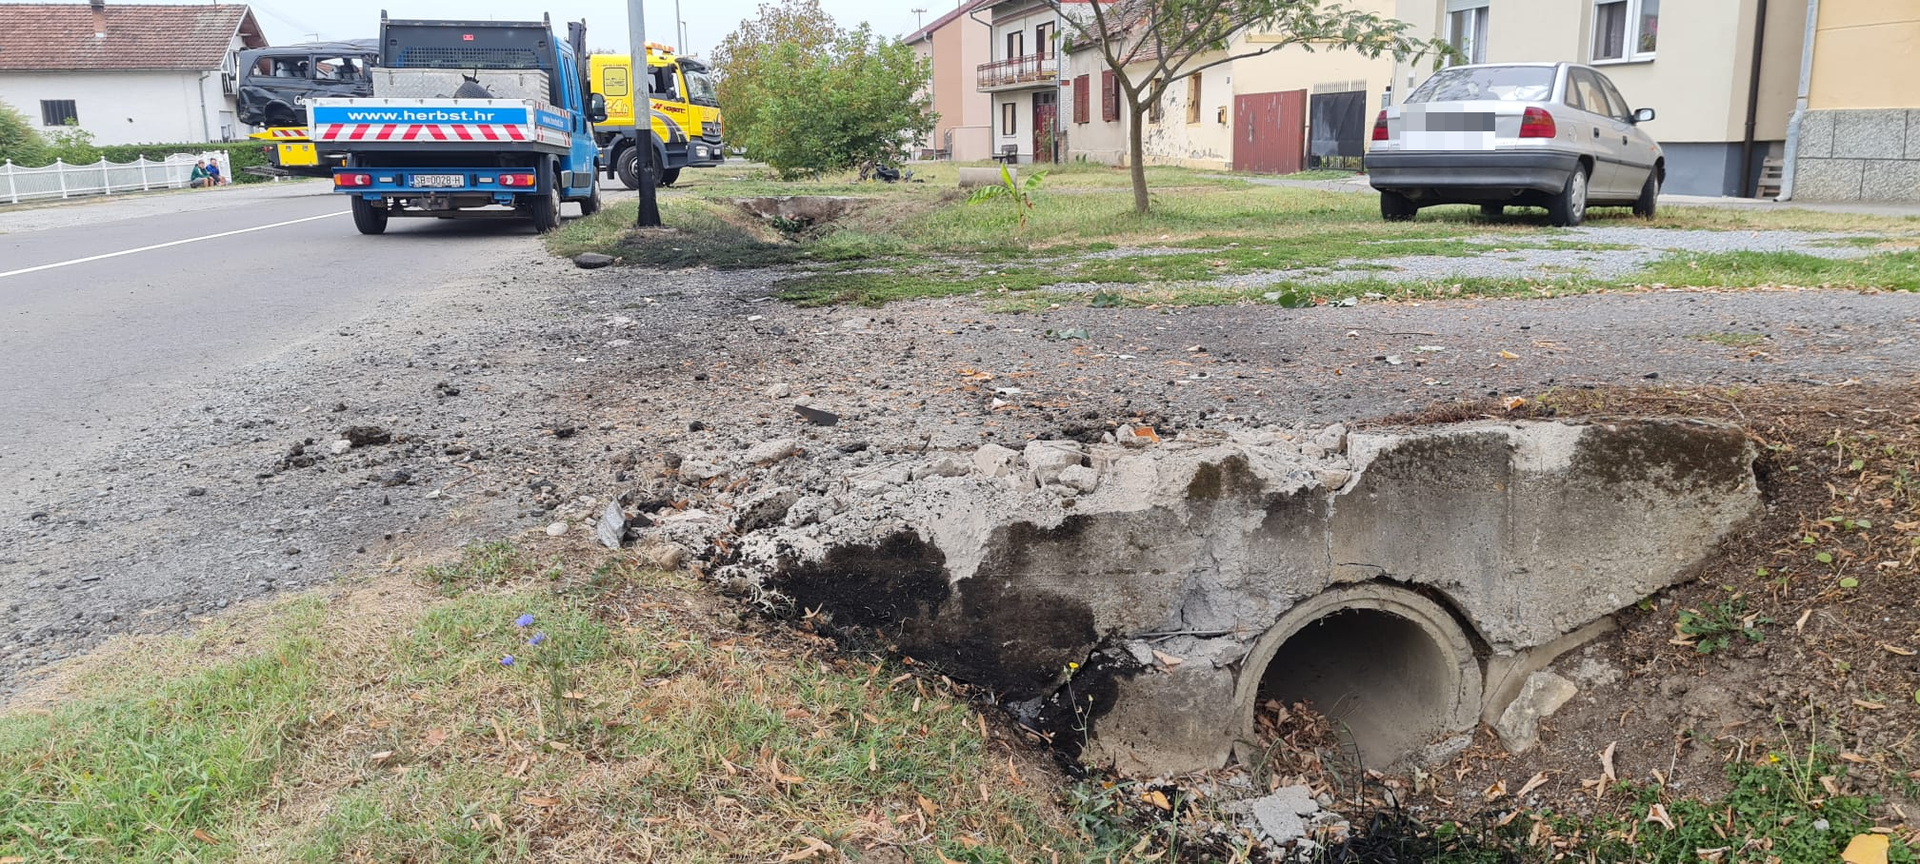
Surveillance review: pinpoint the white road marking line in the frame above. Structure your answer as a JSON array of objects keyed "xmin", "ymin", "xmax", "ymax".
[{"xmin": 0, "ymin": 211, "xmax": 348, "ymax": 280}]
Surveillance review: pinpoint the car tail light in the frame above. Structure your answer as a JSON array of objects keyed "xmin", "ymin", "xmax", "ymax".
[
  {"xmin": 334, "ymin": 173, "xmax": 373, "ymax": 187},
  {"xmin": 1519, "ymin": 106, "xmax": 1557, "ymax": 138},
  {"xmin": 1371, "ymin": 109, "xmax": 1389, "ymax": 142},
  {"xmin": 499, "ymin": 173, "xmax": 538, "ymax": 188}
]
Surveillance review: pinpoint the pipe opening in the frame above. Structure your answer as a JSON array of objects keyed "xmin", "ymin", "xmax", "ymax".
[{"xmin": 1256, "ymin": 608, "xmax": 1454, "ymax": 767}]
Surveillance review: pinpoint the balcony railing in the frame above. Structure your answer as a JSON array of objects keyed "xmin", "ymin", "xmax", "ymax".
[{"xmin": 977, "ymin": 52, "xmax": 1057, "ymax": 90}]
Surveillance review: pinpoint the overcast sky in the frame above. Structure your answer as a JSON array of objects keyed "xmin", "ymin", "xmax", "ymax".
[{"xmin": 233, "ymin": 0, "xmax": 949, "ymax": 57}]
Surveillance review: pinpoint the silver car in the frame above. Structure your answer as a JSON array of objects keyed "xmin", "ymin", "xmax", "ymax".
[{"xmin": 1364, "ymin": 62, "xmax": 1662, "ymax": 226}]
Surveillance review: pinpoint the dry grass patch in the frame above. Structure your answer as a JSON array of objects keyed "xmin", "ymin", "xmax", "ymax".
[{"xmin": 1, "ymin": 544, "xmax": 1107, "ymax": 863}]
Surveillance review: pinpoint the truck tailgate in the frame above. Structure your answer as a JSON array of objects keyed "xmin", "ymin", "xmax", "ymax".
[{"xmin": 308, "ymin": 98, "xmax": 570, "ymax": 147}]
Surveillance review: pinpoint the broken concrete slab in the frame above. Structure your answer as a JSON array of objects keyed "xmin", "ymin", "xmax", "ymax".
[
  {"xmin": 1494, "ymin": 671, "xmax": 1580, "ymax": 752},
  {"xmin": 724, "ymin": 418, "xmax": 1760, "ymax": 774}
]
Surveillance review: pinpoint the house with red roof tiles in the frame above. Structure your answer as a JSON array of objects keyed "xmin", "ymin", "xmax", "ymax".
[{"xmin": 0, "ymin": 1, "xmax": 267, "ymax": 146}]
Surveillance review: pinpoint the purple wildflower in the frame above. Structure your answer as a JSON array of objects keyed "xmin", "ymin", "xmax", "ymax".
[
  {"xmin": 514, "ymin": 613, "xmax": 535, "ymax": 628},
  {"xmin": 499, "ymin": 654, "xmax": 515, "ymax": 667},
  {"xmin": 528, "ymin": 632, "xmax": 548, "ymax": 647}
]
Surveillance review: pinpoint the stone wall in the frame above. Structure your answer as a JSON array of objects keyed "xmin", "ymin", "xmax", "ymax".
[{"xmin": 1792, "ymin": 108, "xmax": 1920, "ymax": 202}]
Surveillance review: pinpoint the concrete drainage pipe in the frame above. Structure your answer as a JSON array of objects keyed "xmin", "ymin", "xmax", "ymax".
[{"xmin": 1233, "ymin": 584, "xmax": 1483, "ymax": 770}]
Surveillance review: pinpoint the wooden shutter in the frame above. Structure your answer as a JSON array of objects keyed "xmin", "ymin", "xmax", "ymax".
[
  {"xmin": 1101, "ymin": 71, "xmax": 1118, "ymax": 122},
  {"xmin": 1074, "ymin": 75, "xmax": 1090, "ymax": 124}
]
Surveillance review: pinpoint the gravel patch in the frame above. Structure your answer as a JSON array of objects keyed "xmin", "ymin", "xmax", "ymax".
[{"xmin": 4, "ymin": 249, "xmax": 1918, "ymax": 699}]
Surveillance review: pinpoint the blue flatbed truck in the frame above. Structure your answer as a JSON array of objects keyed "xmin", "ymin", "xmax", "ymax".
[{"xmin": 312, "ymin": 14, "xmax": 608, "ymax": 234}]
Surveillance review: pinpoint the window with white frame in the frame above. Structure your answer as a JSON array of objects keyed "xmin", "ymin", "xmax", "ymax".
[
  {"xmin": 1445, "ymin": 0, "xmax": 1489, "ymax": 66},
  {"xmin": 1592, "ymin": 0, "xmax": 1658, "ymax": 63}
]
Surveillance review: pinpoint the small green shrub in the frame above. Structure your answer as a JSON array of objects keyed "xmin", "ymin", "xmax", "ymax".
[{"xmin": 1676, "ymin": 592, "xmax": 1770, "ymax": 654}]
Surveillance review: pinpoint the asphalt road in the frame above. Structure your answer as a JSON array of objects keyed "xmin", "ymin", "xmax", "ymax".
[{"xmin": 0, "ymin": 182, "xmax": 550, "ymax": 502}]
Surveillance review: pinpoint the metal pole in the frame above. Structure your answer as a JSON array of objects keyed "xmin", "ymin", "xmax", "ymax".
[
  {"xmin": 674, "ymin": 0, "xmax": 683, "ymax": 48},
  {"xmin": 628, "ymin": 0, "xmax": 662, "ymax": 226}
]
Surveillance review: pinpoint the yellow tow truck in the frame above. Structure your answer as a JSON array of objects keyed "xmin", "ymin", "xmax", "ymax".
[{"xmin": 588, "ymin": 44, "xmax": 724, "ymax": 188}]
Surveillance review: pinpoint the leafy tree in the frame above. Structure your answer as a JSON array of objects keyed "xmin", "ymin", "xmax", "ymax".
[
  {"xmin": 740, "ymin": 24, "xmax": 933, "ymax": 178},
  {"xmin": 711, "ymin": 0, "xmax": 841, "ymax": 160},
  {"xmin": 1045, "ymin": 0, "xmax": 1451, "ymax": 213},
  {"xmin": 0, "ymin": 99, "xmax": 48, "ymax": 166}
]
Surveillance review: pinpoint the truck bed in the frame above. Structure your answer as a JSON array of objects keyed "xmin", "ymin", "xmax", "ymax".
[{"xmin": 309, "ymin": 97, "xmax": 572, "ymax": 151}]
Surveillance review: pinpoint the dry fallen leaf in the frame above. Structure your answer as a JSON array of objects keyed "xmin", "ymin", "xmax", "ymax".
[
  {"xmin": 1503, "ymin": 396, "xmax": 1528, "ymax": 410},
  {"xmin": 369, "ymin": 751, "xmax": 394, "ymax": 765},
  {"xmin": 423, "ymin": 727, "xmax": 450, "ymax": 749},
  {"xmin": 523, "ymin": 796, "xmax": 562, "ymax": 807},
  {"xmin": 1645, "ymin": 803, "xmax": 1676, "ymax": 830},
  {"xmin": 1883, "ymin": 644, "xmax": 1916, "ymax": 656},
  {"xmin": 1842, "ymin": 833, "xmax": 1891, "ymax": 864},
  {"xmin": 1853, "ymin": 699, "xmax": 1888, "ymax": 711},
  {"xmin": 1150, "ymin": 649, "xmax": 1185, "ymax": 667},
  {"xmin": 1600, "ymin": 741, "xmax": 1618, "ymax": 784},
  {"xmin": 1, "ymin": 856, "xmax": 27, "ymax": 863},
  {"xmin": 191, "ymin": 829, "xmax": 219, "ymax": 845},
  {"xmin": 778, "ymin": 836, "xmax": 835, "ymax": 862},
  {"xmin": 1499, "ymin": 350, "xmax": 1520, "ymax": 360},
  {"xmin": 916, "ymin": 794, "xmax": 939, "ymax": 817},
  {"xmin": 1144, "ymin": 789, "xmax": 1172, "ymax": 810},
  {"xmin": 1516, "ymin": 771, "xmax": 1550, "ymax": 798},
  {"xmin": 1483, "ymin": 779, "xmax": 1508, "ymax": 800}
]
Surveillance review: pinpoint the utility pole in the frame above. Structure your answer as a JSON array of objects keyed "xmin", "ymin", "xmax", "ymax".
[
  {"xmin": 912, "ymin": 7, "xmax": 927, "ymax": 29},
  {"xmin": 674, "ymin": 0, "xmax": 685, "ymax": 49},
  {"xmin": 627, "ymin": 0, "xmax": 662, "ymax": 227}
]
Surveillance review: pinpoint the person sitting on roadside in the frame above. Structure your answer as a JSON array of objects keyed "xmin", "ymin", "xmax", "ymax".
[
  {"xmin": 189, "ymin": 160, "xmax": 212, "ymax": 188},
  {"xmin": 205, "ymin": 160, "xmax": 225, "ymax": 186}
]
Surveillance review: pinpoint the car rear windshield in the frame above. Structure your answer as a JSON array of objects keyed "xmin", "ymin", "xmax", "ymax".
[{"xmin": 1407, "ymin": 66, "xmax": 1555, "ymax": 103}]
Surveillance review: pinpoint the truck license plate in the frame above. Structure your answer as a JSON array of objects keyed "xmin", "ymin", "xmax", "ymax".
[{"xmin": 408, "ymin": 174, "xmax": 464, "ymax": 188}]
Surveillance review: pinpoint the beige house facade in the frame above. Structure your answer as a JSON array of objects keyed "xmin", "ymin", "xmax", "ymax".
[
  {"xmin": 976, "ymin": 0, "xmax": 1069, "ymax": 163},
  {"xmin": 1385, "ymin": 0, "xmax": 1809, "ymax": 198},
  {"xmin": 908, "ymin": 2, "xmax": 995, "ymax": 162},
  {"xmin": 950, "ymin": 0, "xmax": 1866, "ymax": 198},
  {"xmin": 1784, "ymin": 0, "xmax": 1920, "ymax": 201}
]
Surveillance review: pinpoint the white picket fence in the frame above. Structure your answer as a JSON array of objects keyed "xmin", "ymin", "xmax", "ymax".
[{"xmin": 0, "ymin": 152, "xmax": 234, "ymax": 205}]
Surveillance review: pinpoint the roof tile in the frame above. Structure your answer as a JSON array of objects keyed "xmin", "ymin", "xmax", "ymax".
[{"xmin": 0, "ymin": 3, "xmax": 265, "ymax": 72}]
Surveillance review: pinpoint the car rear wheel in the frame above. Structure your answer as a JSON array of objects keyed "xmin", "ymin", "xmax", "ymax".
[
  {"xmin": 1479, "ymin": 204, "xmax": 1505, "ymax": 218},
  {"xmin": 350, "ymin": 197, "xmax": 388, "ymax": 235},
  {"xmin": 1380, "ymin": 191, "xmax": 1417, "ymax": 222},
  {"xmin": 1632, "ymin": 170, "xmax": 1659, "ymax": 219},
  {"xmin": 1547, "ymin": 166, "xmax": 1588, "ymax": 227}
]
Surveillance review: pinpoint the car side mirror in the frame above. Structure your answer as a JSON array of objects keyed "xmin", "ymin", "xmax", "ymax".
[
  {"xmin": 588, "ymin": 93, "xmax": 608, "ymax": 124},
  {"xmin": 1632, "ymin": 107, "xmax": 1656, "ymax": 124}
]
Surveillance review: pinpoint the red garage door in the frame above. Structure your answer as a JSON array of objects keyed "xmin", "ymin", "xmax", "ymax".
[{"xmin": 1232, "ymin": 89, "xmax": 1307, "ymax": 174}]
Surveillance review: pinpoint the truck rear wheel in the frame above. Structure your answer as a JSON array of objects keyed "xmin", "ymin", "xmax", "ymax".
[
  {"xmin": 530, "ymin": 174, "xmax": 562, "ymax": 232},
  {"xmin": 579, "ymin": 176, "xmax": 602, "ymax": 216},
  {"xmin": 350, "ymin": 197, "xmax": 388, "ymax": 235}
]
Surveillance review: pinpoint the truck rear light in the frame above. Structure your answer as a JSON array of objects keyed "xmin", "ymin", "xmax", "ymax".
[
  {"xmin": 499, "ymin": 173, "xmax": 538, "ymax": 188},
  {"xmin": 1519, "ymin": 106, "xmax": 1557, "ymax": 138},
  {"xmin": 1371, "ymin": 110, "xmax": 1389, "ymax": 142},
  {"xmin": 335, "ymin": 173, "xmax": 373, "ymax": 187}
]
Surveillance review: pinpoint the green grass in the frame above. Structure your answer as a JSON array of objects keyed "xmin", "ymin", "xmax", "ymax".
[
  {"xmin": 0, "ymin": 598, "xmax": 326, "ymax": 861},
  {"xmin": 1272, "ymin": 169, "xmax": 1361, "ymax": 181},
  {"xmin": 1690, "ymin": 331, "xmax": 1770, "ymax": 348},
  {"xmin": 555, "ymin": 163, "xmax": 1920, "ymax": 308},
  {"xmin": 1640, "ymin": 249, "xmax": 1920, "ymax": 291}
]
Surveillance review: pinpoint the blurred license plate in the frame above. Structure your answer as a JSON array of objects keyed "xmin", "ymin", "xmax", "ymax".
[
  {"xmin": 1400, "ymin": 131, "xmax": 1495, "ymax": 151},
  {"xmin": 409, "ymin": 174, "xmax": 464, "ymax": 188}
]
